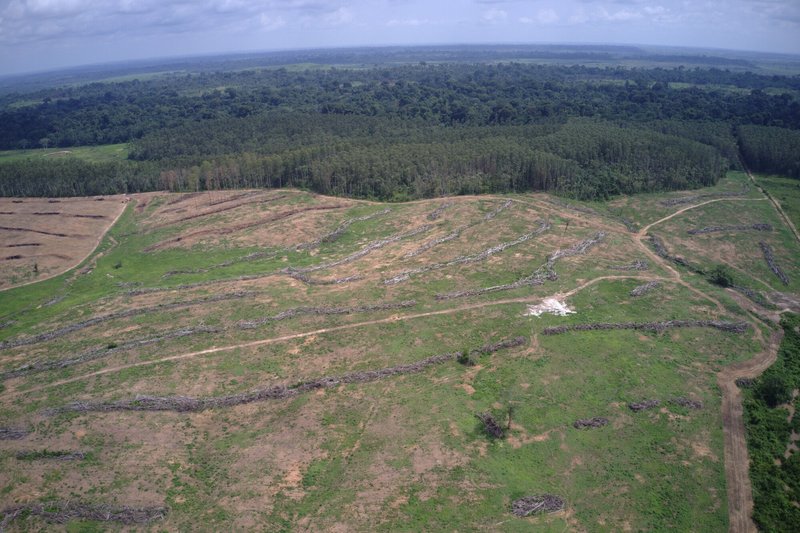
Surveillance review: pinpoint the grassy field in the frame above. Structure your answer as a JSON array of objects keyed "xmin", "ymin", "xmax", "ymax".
[
  {"xmin": 0, "ymin": 173, "xmax": 796, "ymax": 530},
  {"xmin": 755, "ymin": 174, "xmax": 800, "ymax": 230},
  {"xmin": 0, "ymin": 143, "xmax": 129, "ymax": 164}
]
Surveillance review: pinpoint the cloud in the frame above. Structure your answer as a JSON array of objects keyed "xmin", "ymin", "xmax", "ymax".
[
  {"xmin": 386, "ymin": 18, "xmax": 430, "ymax": 27},
  {"xmin": 259, "ymin": 13, "xmax": 286, "ymax": 31},
  {"xmin": 520, "ymin": 8, "xmax": 559, "ymax": 25},
  {"xmin": 482, "ymin": 7, "xmax": 507, "ymax": 23}
]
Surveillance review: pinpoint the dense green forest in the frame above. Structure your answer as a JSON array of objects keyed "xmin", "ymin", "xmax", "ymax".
[{"xmin": 1, "ymin": 55, "xmax": 798, "ymax": 199}]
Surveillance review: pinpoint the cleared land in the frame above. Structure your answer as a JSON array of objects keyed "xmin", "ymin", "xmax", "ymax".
[
  {"xmin": 0, "ymin": 195, "xmax": 128, "ymax": 289},
  {"xmin": 0, "ymin": 174, "xmax": 797, "ymax": 531}
]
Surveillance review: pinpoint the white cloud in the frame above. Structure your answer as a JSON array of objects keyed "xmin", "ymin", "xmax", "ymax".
[
  {"xmin": 482, "ymin": 8, "xmax": 507, "ymax": 23},
  {"xmin": 386, "ymin": 18, "xmax": 430, "ymax": 27},
  {"xmin": 322, "ymin": 6, "xmax": 353, "ymax": 26},
  {"xmin": 259, "ymin": 13, "xmax": 286, "ymax": 30}
]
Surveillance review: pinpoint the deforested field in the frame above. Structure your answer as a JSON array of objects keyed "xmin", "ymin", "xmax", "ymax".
[{"xmin": 0, "ymin": 170, "xmax": 798, "ymax": 531}]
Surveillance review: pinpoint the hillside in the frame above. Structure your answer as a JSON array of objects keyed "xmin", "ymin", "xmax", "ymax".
[{"xmin": 0, "ymin": 170, "xmax": 798, "ymax": 530}]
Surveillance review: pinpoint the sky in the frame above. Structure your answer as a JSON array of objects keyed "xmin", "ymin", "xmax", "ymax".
[{"xmin": 0, "ymin": 0, "xmax": 799, "ymax": 75}]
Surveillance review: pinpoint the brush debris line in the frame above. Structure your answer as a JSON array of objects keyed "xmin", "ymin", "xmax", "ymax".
[
  {"xmin": 15, "ymin": 450, "xmax": 85, "ymax": 461},
  {"xmin": 573, "ymin": 417, "xmax": 609, "ymax": 429},
  {"xmin": 670, "ymin": 397, "xmax": 703, "ymax": 409},
  {"xmin": 628, "ymin": 399, "xmax": 660, "ymax": 412},
  {"xmin": 0, "ymin": 292, "xmax": 252, "ymax": 350},
  {"xmin": 511, "ymin": 495, "xmax": 565, "ymax": 516},
  {"xmin": 659, "ymin": 187, "xmax": 749, "ymax": 206},
  {"xmin": 163, "ymin": 250, "xmax": 278, "ymax": 278},
  {"xmin": 435, "ymin": 232, "xmax": 605, "ymax": 300},
  {"xmin": 296, "ymin": 208, "xmax": 391, "ymax": 250},
  {"xmin": 426, "ymin": 202, "xmax": 453, "ymax": 221},
  {"xmin": 484, "ymin": 199, "xmax": 513, "ymax": 220},
  {"xmin": 128, "ymin": 276, "xmax": 271, "ymax": 295},
  {"xmin": 238, "ymin": 301, "xmax": 416, "ymax": 329},
  {"xmin": 0, "ymin": 502, "xmax": 168, "ymax": 527},
  {"xmin": 1, "ymin": 326, "xmax": 219, "ymax": 381},
  {"xmin": 735, "ymin": 378, "xmax": 755, "ymax": 388},
  {"xmin": 0, "ymin": 427, "xmax": 28, "ymax": 440},
  {"xmin": 405, "ymin": 199, "xmax": 513, "ymax": 258},
  {"xmin": 687, "ymin": 223, "xmax": 772, "ymax": 235},
  {"xmin": 732, "ymin": 285, "xmax": 772, "ymax": 308},
  {"xmin": 630, "ymin": 281, "xmax": 661, "ymax": 297},
  {"xmin": 647, "ymin": 234, "xmax": 702, "ymax": 272},
  {"xmin": 610, "ymin": 259, "xmax": 649, "ymax": 271},
  {"xmin": 759, "ymin": 241, "xmax": 790, "ymax": 285},
  {"xmin": 542, "ymin": 320, "xmax": 748, "ymax": 335},
  {"xmin": 385, "ymin": 220, "xmax": 550, "ymax": 285},
  {"xmin": 52, "ymin": 337, "xmax": 526, "ymax": 414},
  {"xmin": 285, "ymin": 271, "xmax": 363, "ymax": 286},
  {"xmin": 291, "ymin": 224, "xmax": 433, "ymax": 274}
]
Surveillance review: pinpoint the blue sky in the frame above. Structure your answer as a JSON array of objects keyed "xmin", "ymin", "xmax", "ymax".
[{"xmin": 0, "ymin": 0, "xmax": 798, "ymax": 75}]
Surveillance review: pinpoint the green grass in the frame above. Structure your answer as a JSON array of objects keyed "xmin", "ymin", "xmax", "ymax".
[
  {"xmin": 756, "ymin": 174, "xmax": 800, "ymax": 230},
  {"xmin": 0, "ymin": 143, "xmax": 129, "ymax": 163}
]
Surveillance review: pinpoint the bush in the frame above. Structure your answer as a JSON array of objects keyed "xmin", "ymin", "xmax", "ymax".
[
  {"xmin": 758, "ymin": 374, "xmax": 791, "ymax": 408},
  {"xmin": 708, "ymin": 264, "xmax": 734, "ymax": 287}
]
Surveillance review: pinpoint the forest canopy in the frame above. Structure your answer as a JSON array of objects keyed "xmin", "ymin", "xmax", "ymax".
[{"xmin": 1, "ymin": 59, "xmax": 798, "ymax": 200}]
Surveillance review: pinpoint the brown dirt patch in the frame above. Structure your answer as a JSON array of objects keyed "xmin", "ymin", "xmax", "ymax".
[{"xmin": 0, "ymin": 195, "xmax": 128, "ymax": 289}]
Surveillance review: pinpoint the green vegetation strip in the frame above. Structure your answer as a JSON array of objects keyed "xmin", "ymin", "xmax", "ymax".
[
  {"xmin": 743, "ymin": 313, "xmax": 800, "ymax": 532},
  {"xmin": 50, "ymin": 337, "xmax": 525, "ymax": 414}
]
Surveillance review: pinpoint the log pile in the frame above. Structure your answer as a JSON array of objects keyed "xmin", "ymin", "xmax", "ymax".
[
  {"xmin": 573, "ymin": 417, "xmax": 609, "ymax": 429},
  {"xmin": 630, "ymin": 281, "xmax": 660, "ymax": 297},
  {"xmin": 628, "ymin": 399, "xmax": 660, "ymax": 412},
  {"xmin": 0, "ymin": 502, "xmax": 168, "ymax": 527},
  {"xmin": 385, "ymin": 220, "xmax": 550, "ymax": 285},
  {"xmin": 759, "ymin": 241, "xmax": 790, "ymax": 285},
  {"xmin": 0, "ymin": 427, "xmax": 28, "ymax": 440},
  {"xmin": 735, "ymin": 378, "xmax": 755, "ymax": 388},
  {"xmin": 476, "ymin": 412, "xmax": 505, "ymax": 438},
  {"xmin": 296, "ymin": 208, "xmax": 391, "ymax": 250},
  {"xmin": 542, "ymin": 320, "xmax": 748, "ymax": 335},
  {"xmin": 511, "ymin": 495, "xmax": 565, "ymax": 516},
  {"xmin": 0, "ymin": 292, "xmax": 252, "ymax": 351},
  {"xmin": 687, "ymin": 223, "xmax": 772, "ymax": 235},
  {"xmin": 426, "ymin": 203, "xmax": 453, "ymax": 221},
  {"xmin": 670, "ymin": 397, "xmax": 703, "ymax": 409},
  {"xmin": 610, "ymin": 259, "xmax": 649, "ymax": 271},
  {"xmin": 238, "ymin": 301, "xmax": 416, "ymax": 329},
  {"xmin": 51, "ymin": 338, "xmax": 525, "ymax": 414},
  {"xmin": 1, "ymin": 326, "xmax": 219, "ymax": 381}
]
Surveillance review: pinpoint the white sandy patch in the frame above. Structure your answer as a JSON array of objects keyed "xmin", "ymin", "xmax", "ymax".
[{"xmin": 525, "ymin": 298, "xmax": 575, "ymax": 317}]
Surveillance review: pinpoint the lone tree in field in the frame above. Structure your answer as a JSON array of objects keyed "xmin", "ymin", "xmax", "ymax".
[{"xmin": 39, "ymin": 137, "xmax": 50, "ymax": 149}]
